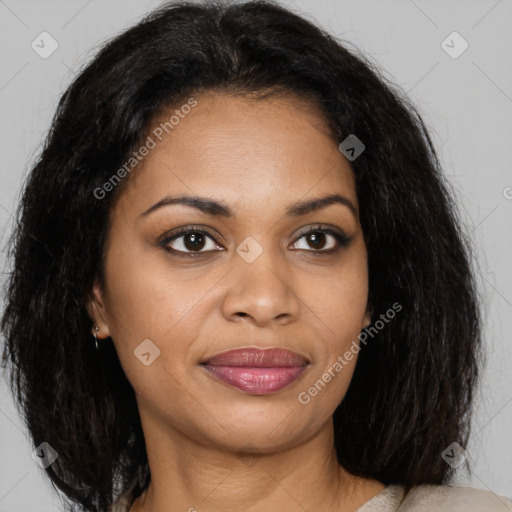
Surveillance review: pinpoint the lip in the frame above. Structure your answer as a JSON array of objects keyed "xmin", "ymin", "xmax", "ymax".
[{"xmin": 201, "ymin": 347, "xmax": 310, "ymax": 394}]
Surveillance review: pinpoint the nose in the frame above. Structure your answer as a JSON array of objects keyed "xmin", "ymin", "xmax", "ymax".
[{"xmin": 221, "ymin": 244, "xmax": 300, "ymax": 327}]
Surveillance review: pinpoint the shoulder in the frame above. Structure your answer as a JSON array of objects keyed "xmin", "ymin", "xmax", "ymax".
[{"xmin": 399, "ymin": 484, "xmax": 512, "ymax": 511}]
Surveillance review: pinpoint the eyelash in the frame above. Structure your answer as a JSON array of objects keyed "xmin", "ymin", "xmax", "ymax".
[{"xmin": 159, "ymin": 225, "xmax": 353, "ymax": 259}]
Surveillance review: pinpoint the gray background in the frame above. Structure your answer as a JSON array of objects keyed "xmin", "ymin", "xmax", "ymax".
[{"xmin": 0, "ymin": 0, "xmax": 511, "ymax": 509}]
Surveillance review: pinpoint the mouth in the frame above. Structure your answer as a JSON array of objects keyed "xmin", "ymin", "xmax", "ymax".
[{"xmin": 200, "ymin": 347, "xmax": 310, "ymax": 395}]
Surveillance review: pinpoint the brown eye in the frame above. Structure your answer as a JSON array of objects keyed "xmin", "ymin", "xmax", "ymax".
[
  {"xmin": 181, "ymin": 232, "xmax": 207, "ymax": 251},
  {"xmin": 160, "ymin": 228, "xmax": 224, "ymax": 257},
  {"xmin": 291, "ymin": 227, "xmax": 352, "ymax": 253},
  {"xmin": 305, "ymin": 231, "xmax": 328, "ymax": 250}
]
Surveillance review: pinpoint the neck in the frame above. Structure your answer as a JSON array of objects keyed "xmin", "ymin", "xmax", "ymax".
[{"xmin": 129, "ymin": 416, "xmax": 384, "ymax": 512}]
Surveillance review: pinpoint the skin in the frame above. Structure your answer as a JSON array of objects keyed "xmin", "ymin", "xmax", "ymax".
[{"xmin": 88, "ymin": 91, "xmax": 384, "ymax": 512}]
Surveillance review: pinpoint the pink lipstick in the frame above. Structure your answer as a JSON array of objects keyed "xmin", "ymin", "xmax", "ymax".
[{"xmin": 201, "ymin": 347, "xmax": 309, "ymax": 394}]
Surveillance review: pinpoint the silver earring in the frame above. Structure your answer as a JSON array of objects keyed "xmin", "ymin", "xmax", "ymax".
[{"xmin": 93, "ymin": 326, "xmax": 100, "ymax": 350}]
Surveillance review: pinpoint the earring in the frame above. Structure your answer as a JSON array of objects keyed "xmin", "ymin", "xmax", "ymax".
[{"xmin": 93, "ymin": 326, "xmax": 100, "ymax": 350}]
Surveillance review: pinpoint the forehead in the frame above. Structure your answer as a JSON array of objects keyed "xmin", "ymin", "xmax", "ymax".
[{"xmin": 117, "ymin": 92, "xmax": 357, "ymax": 217}]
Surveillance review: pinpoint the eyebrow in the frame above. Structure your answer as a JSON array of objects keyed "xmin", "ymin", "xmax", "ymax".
[{"xmin": 139, "ymin": 193, "xmax": 357, "ymax": 219}]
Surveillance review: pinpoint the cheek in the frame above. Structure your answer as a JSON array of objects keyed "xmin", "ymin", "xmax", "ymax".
[
  {"xmin": 101, "ymin": 241, "xmax": 213, "ymax": 379},
  {"xmin": 303, "ymin": 253, "xmax": 368, "ymax": 334},
  {"xmin": 294, "ymin": 254, "xmax": 368, "ymax": 406},
  {"xmin": 103, "ymin": 236, "xmax": 194, "ymax": 337}
]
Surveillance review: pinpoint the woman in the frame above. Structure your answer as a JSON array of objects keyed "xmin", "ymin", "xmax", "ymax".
[{"xmin": 1, "ymin": 1, "xmax": 510, "ymax": 511}]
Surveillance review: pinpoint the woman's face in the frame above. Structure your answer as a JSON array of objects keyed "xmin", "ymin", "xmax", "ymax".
[{"xmin": 89, "ymin": 91, "xmax": 371, "ymax": 452}]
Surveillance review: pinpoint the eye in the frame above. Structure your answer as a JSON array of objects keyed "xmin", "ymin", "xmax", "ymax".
[
  {"xmin": 159, "ymin": 227, "xmax": 224, "ymax": 258},
  {"xmin": 290, "ymin": 226, "xmax": 352, "ymax": 254},
  {"xmin": 159, "ymin": 225, "xmax": 353, "ymax": 259}
]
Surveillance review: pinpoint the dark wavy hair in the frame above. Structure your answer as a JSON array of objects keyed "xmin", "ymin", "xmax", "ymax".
[{"xmin": 1, "ymin": 1, "xmax": 483, "ymax": 511}]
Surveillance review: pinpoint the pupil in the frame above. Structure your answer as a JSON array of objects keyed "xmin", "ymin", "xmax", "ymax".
[
  {"xmin": 309, "ymin": 232, "xmax": 325, "ymax": 249},
  {"xmin": 185, "ymin": 233, "xmax": 205, "ymax": 251}
]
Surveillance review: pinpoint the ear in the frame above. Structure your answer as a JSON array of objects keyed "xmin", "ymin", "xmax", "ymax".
[{"xmin": 86, "ymin": 279, "xmax": 111, "ymax": 339}]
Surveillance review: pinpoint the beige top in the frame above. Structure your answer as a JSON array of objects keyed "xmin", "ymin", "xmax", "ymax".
[{"xmin": 356, "ymin": 484, "xmax": 512, "ymax": 512}]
